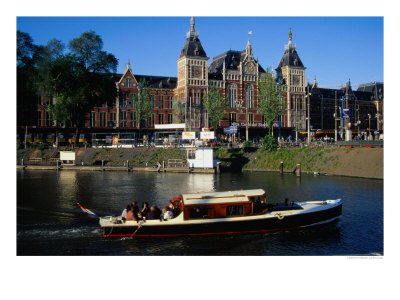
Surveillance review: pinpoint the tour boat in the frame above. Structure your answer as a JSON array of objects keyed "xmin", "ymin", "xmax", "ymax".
[{"xmin": 97, "ymin": 189, "xmax": 342, "ymax": 237}]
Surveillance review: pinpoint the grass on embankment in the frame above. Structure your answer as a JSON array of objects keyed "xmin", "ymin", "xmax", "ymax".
[
  {"xmin": 17, "ymin": 145, "xmax": 383, "ymax": 179},
  {"xmin": 216, "ymin": 146, "xmax": 383, "ymax": 179}
]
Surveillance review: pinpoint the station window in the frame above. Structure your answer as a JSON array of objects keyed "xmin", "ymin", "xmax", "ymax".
[
  {"xmin": 167, "ymin": 113, "xmax": 173, "ymax": 124},
  {"xmin": 126, "ymin": 78, "xmax": 131, "ymax": 88},
  {"xmin": 226, "ymin": 205, "xmax": 243, "ymax": 216},
  {"xmin": 99, "ymin": 112, "xmax": 107, "ymax": 127}
]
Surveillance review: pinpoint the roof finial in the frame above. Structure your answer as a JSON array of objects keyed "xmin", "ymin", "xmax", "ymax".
[
  {"xmin": 190, "ymin": 16, "xmax": 195, "ymax": 32},
  {"xmin": 126, "ymin": 59, "xmax": 131, "ymax": 71},
  {"xmin": 246, "ymin": 38, "xmax": 252, "ymax": 56},
  {"xmin": 288, "ymin": 28, "xmax": 292, "ymax": 44}
]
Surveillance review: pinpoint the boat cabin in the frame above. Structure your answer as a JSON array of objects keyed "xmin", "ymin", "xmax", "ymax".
[{"xmin": 172, "ymin": 189, "xmax": 267, "ymax": 220}]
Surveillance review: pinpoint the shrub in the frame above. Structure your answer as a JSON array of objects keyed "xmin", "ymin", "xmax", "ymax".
[
  {"xmin": 261, "ymin": 135, "xmax": 278, "ymax": 152},
  {"xmin": 242, "ymin": 140, "xmax": 252, "ymax": 152}
]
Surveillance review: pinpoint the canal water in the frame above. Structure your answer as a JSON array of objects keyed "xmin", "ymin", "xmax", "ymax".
[{"xmin": 16, "ymin": 170, "xmax": 383, "ymax": 255}]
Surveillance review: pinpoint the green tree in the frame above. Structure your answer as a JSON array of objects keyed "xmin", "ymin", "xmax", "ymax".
[
  {"xmin": 132, "ymin": 78, "xmax": 152, "ymax": 129},
  {"xmin": 17, "ymin": 31, "xmax": 43, "ymax": 127},
  {"xmin": 203, "ymin": 86, "xmax": 228, "ymax": 133},
  {"xmin": 44, "ymin": 31, "xmax": 118, "ymax": 146},
  {"xmin": 258, "ymin": 68, "xmax": 285, "ymax": 136}
]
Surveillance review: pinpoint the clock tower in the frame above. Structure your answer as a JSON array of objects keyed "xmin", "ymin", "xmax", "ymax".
[
  {"xmin": 176, "ymin": 17, "xmax": 209, "ymax": 131},
  {"xmin": 276, "ymin": 28, "xmax": 307, "ymax": 136}
]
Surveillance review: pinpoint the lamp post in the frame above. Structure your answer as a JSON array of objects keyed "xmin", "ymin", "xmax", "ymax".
[
  {"xmin": 277, "ymin": 79, "xmax": 282, "ymax": 140},
  {"xmin": 334, "ymin": 91, "xmax": 337, "ymax": 142},
  {"xmin": 307, "ymin": 85, "xmax": 311, "ymax": 144},
  {"xmin": 367, "ymin": 113, "xmax": 371, "ymax": 140},
  {"xmin": 375, "ymin": 112, "xmax": 380, "ymax": 131}
]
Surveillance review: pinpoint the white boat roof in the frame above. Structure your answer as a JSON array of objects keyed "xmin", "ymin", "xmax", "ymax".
[{"xmin": 181, "ymin": 189, "xmax": 266, "ymax": 205}]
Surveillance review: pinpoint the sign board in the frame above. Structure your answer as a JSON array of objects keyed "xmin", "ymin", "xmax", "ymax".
[
  {"xmin": 155, "ymin": 123, "xmax": 185, "ymax": 130},
  {"xmin": 200, "ymin": 131, "xmax": 215, "ymax": 140},
  {"xmin": 60, "ymin": 151, "xmax": 76, "ymax": 161},
  {"xmin": 112, "ymin": 136, "xmax": 119, "ymax": 145},
  {"xmin": 342, "ymin": 108, "xmax": 350, "ymax": 119},
  {"xmin": 224, "ymin": 126, "xmax": 238, "ymax": 134},
  {"xmin": 182, "ymin": 132, "xmax": 196, "ymax": 140}
]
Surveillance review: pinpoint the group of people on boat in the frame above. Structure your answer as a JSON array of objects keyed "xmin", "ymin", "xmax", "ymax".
[{"xmin": 121, "ymin": 200, "xmax": 179, "ymax": 222}]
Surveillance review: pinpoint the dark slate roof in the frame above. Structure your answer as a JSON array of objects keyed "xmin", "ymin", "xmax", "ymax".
[
  {"xmin": 179, "ymin": 33, "xmax": 208, "ymax": 58},
  {"xmin": 208, "ymin": 50, "xmax": 266, "ymax": 77},
  {"xmin": 309, "ymin": 84, "xmax": 376, "ymax": 102},
  {"xmin": 357, "ymin": 82, "xmax": 384, "ymax": 101},
  {"xmin": 116, "ymin": 74, "xmax": 177, "ymax": 90},
  {"xmin": 135, "ymin": 75, "xmax": 177, "ymax": 89},
  {"xmin": 276, "ymin": 46, "xmax": 304, "ymax": 70}
]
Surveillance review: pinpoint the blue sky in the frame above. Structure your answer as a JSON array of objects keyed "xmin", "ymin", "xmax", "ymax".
[{"xmin": 17, "ymin": 16, "xmax": 383, "ymax": 88}]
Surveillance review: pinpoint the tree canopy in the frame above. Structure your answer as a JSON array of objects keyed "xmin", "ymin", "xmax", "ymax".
[
  {"xmin": 132, "ymin": 78, "xmax": 152, "ymax": 129},
  {"xmin": 203, "ymin": 86, "xmax": 228, "ymax": 132},
  {"xmin": 42, "ymin": 31, "xmax": 118, "ymax": 139},
  {"xmin": 258, "ymin": 68, "xmax": 285, "ymax": 135}
]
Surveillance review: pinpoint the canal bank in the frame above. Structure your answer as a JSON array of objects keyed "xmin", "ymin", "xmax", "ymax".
[{"xmin": 16, "ymin": 146, "xmax": 383, "ymax": 179}]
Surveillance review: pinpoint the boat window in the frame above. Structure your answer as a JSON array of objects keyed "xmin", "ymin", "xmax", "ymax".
[
  {"xmin": 251, "ymin": 197, "xmax": 265, "ymax": 213},
  {"xmin": 189, "ymin": 207, "xmax": 208, "ymax": 219},
  {"xmin": 226, "ymin": 205, "xmax": 243, "ymax": 216}
]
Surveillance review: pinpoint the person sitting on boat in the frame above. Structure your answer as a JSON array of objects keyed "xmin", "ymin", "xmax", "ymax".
[
  {"xmin": 131, "ymin": 201, "xmax": 139, "ymax": 218},
  {"xmin": 162, "ymin": 207, "xmax": 174, "ymax": 220},
  {"xmin": 141, "ymin": 202, "xmax": 149, "ymax": 218},
  {"xmin": 146, "ymin": 206, "xmax": 158, "ymax": 220},
  {"xmin": 168, "ymin": 200, "xmax": 175, "ymax": 211},
  {"xmin": 121, "ymin": 204, "xmax": 131, "ymax": 220},
  {"xmin": 137, "ymin": 212, "xmax": 144, "ymax": 221},
  {"xmin": 125, "ymin": 207, "xmax": 136, "ymax": 221}
]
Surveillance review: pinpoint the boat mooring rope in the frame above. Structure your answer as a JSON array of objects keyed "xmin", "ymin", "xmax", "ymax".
[
  {"xmin": 130, "ymin": 221, "xmax": 143, "ymax": 237},
  {"xmin": 274, "ymin": 213, "xmax": 285, "ymax": 220},
  {"xmin": 104, "ymin": 225, "xmax": 114, "ymax": 237}
]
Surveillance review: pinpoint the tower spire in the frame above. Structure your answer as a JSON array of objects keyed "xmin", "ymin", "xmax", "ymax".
[
  {"xmin": 288, "ymin": 28, "xmax": 292, "ymax": 44},
  {"xmin": 190, "ymin": 16, "xmax": 195, "ymax": 32},
  {"xmin": 246, "ymin": 38, "xmax": 252, "ymax": 56}
]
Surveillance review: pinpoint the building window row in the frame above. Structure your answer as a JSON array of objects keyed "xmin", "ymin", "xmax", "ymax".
[{"xmin": 188, "ymin": 79, "xmax": 206, "ymax": 85}]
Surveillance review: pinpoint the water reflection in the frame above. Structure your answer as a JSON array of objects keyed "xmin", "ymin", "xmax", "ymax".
[{"xmin": 57, "ymin": 171, "xmax": 78, "ymax": 209}]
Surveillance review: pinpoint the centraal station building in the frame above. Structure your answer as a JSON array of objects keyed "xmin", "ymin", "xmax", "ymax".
[{"xmin": 30, "ymin": 17, "xmax": 383, "ymax": 143}]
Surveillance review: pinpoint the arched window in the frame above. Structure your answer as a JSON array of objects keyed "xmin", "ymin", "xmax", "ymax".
[
  {"xmin": 228, "ymin": 83, "xmax": 237, "ymax": 108},
  {"xmin": 246, "ymin": 84, "xmax": 254, "ymax": 108}
]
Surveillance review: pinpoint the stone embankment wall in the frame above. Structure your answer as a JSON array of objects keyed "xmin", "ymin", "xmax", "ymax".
[{"xmin": 17, "ymin": 146, "xmax": 383, "ymax": 179}]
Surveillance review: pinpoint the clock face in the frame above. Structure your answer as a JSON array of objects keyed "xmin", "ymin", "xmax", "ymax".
[
  {"xmin": 245, "ymin": 63, "xmax": 255, "ymax": 74},
  {"xmin": 292, "ymin": 75, "xmax": 301, "ymax": 86},
  {"xmin": 192, "ymin": 66, "xmax": 202, "ymax": 78}
]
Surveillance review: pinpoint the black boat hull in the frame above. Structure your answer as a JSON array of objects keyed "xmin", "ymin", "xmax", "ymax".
[{"xmin": 101, "ymin": 203, "xmax": 342, "ymax": 237}]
